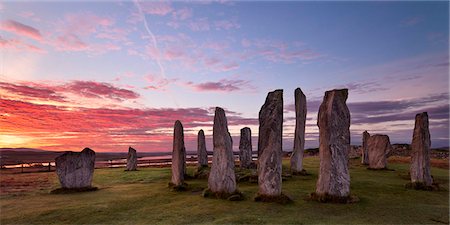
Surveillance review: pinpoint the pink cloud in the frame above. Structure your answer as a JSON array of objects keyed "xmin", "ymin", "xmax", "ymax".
[
  {"xmin": 55, "ymin": 34, "xmax": 88, "ymax": 51},
  {"xmin": 186, "ymin": 79, "xmax": 254, "ymax": 92},
  {"xmin": 0, "ymin": 81, "xmax": 65, "ymax": 102},
  {"xmin": 214, "ymin": 19, "xmax": 240, "ymax": 30},
  {"xmin": 63, "ymin": 81, "xmax": 140, "ymax": 101},
  {"xmin": 62, "ymin": 12, "xmax": 113, "ymax": 35},
  {"xmin": 143, "ymin": 74, "xmax": 178, "ymax": 91},
  {"xmin": 172, "ymin": 8, "xmax": 192, "ymax": 20},
  {"xmin": 0, "ymin": 36, "xmax": 45, "ymax": 53},
  {"xmin": 0, "ymin": 20, "xmax": 42, "ymax": 41},
  {"xmin": 202, "ymin": 41, "xmax": 229, "ymax": 51},
  {"xmin": 139, "ymin": 1, "xmax": 173, "ymax": 16},
  {"xmin": 189, "ymin": 18, "xmax": 210, "ymax": 31},
  {"xmin": 0, "ymin": 80, "xmax": 140, "ymax": 103},
  {"xmin": 96, "ymin": 27, "xmax": 130, "ymax": 41}
]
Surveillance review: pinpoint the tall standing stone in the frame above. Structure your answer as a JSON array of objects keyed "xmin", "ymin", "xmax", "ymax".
[
  {"xmin": 126, "ymin": 147, "xmax": 138, "ymax": 171},
  {"xmin": 55, "ymin": 148, "xmax": 95, "ymax": 189},
  {"xmin": 290, "ymin": 87, "xmax": 307, "ymax": 174},
  {"xmin": 171, "ymin": 120, "xmax": 186, "ymax": 187},
  {"xmin": 367, "ymin": 134, "xmax": 392, "ymax": 169},
  {"xmin": 361, "ymin": 131, "xmax": 370, "ymax": 165},
  {"xmin": 410, "ymin": 112, "xmax": 433, "ymax": 186},
  {"xmin": 315, "ymin": 89, "xmax": 351, "ymax": 200},
  {"xmin": 197, "ymin": 129, "xmax": 208, "ymax": 167},
  {"xmin": 257, "ymin": 90, "xmax": 283, "ymax": 197},
  {"xmin": 207, "ymin": 107, "xmax": 237, "ymax": 195},
  {"xmin": 239, "ymin": 127, "xmax": 253, "ymax": 169}
]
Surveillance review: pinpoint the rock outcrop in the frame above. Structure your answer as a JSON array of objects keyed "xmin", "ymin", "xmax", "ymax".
[
  {"xmin": 239, "ymin": 127, "xmax": 253, "ymax": 169},
  {"xmin": 367, "ymin": 134, "xmax": 392, "ymax": 169},
  {"xmin": 171, "ymin": 120, "xmax": 186, "ymax": 189},
  {"xmin": 126, "ymin": 147, "xmax": 138, "ymax": 171},
  {"xmin": 197, "ymin": 129, "xmax": 208, "ymax": 167},
  {"xmin": 257, "ymin": 90, "xmax": 284, "ymax": 199},
  {"xmin": 410, "ymin": 112, "xmax": 433, "ymax": 187},
  {"xmin": 207, "ymin": 107, "xmax": 239, "ymax": 198},
  {"xmin": 314, "ymin": 89, "xmax": 353, "ymax": 202},
  {"xmin": 290, "ymin": 87, "xmax": 307, "ymax": 174},
  {"xmin": 361, "ymin": 131, "xmax": 370, "ymax": 165},
  {"xmin": 55, "ymin": 148, "xmax": 96, "ymax": 189}
]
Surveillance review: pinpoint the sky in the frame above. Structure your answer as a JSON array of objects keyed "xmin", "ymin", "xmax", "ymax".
[{"xmin": 0, "ymin": 0, "xmax": 448, "ymax": 152}]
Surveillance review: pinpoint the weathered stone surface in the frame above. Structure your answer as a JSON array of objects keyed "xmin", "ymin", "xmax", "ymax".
[
  {"xmin": 361, "ymin": 131, "xmax": 370, "ymax": 165},
  {"xmin": 239, "ymin": 127, "xmax": 253, "ymax": 169},
  {"xmin": 171, "ymin": 120, "xmax": 186, "ymax": 187},
  {"xmin": 257, "ymin": 89, "xmax": 283, "ymax": 197},
  {"xmin": 208, "ymin": 107, "xmax": 237, "ymax": 194},
  {"xmin": 315, "ymin": 89, "xmax": 351, "ymax": 198},
  {"xmin": 290, "ymin": 87, "xmax": 307, "ymax": 174},
  {"xmin": 197, "ymin": 129, "xmax": 208, "ymax": 167},
  {"xmin": 126, "ymin": 147, "xmax": 138, "ymax": 171},
  {"xmin": 367, "ymin": 134, "xmax": 392, "ymax": 169},
  {"xmin": 410, "ymin": 112, "xmax": 433, "ymax": 186},
  {"xmin": 55, "ymin": 148, "xmax": 95, "ymax": 189}
]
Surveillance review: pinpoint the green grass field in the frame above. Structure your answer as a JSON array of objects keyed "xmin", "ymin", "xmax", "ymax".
[{"xmin": 1, "ymin": 157, "xmax": 448, "ymax": 224}]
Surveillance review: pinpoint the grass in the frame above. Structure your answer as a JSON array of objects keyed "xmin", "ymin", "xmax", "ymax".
[{"xmin": 0, "ymin": 157, "xmax": 448, "ymax": 224}]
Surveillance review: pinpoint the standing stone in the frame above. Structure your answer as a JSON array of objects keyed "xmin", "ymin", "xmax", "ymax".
[
  {"xmin": 171, "ymin": 120, "xmax": 186, "ymax": 188},
  {"xmin": 197, "ymin": 129, "xmax": 208, "ymax": 167},
  {"xmin": 367, "ymin": 134, "xmax": 392, "ymax": 169},
  {"xmin": 207, "ymin": 107, "xmax": 237, "ymax": 195},
  {"xmin": 290, "ymin": 87, "xmax": 307, "ymax": 174},
  {"xmin": 257, "ymin": 90, "xmax": 283, "ymax": 197},
  {"xmin": 55, "ymin": 148, "xmax": 95, "ymax": 189},
  {"xmin": 410, "ymin": 112, "xmax": 433, "ymax": 186},
  {"xmin": 361, "ymin": 131, "xmax": 370, "ymax": 165},
  {"xmin": 126, "ymin": 147, "xmax": 138, "ymax": 171},
  {"xmin": 315, "ymin": 89, "xmax": 351, "ymax": 200},
  {"xmin": 239, "ymin": 127, "xmax": 253, "ymax": 169}
]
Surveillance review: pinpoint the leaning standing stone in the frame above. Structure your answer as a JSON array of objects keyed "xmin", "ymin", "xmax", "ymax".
[
  {"xmin": 409, "ymin": 112, "xmax": 434, "ymax": 189},
  {"xmin": 204, "ymin": 107, "xmax": 242, "ymax": 200},
  {"xmin": 170, "ymin": 120, "xmax": 187, "ymax": 190},
  {"xmin": 361, "ymin": 131, "xmax": 370, "ymax": 165},
  {"xmin": 312, "ymin": 89, "xmax": 356, "ymax": 203},
  {"xmin": 126, "ymin": 147, "xmax": 138, "ymax": 171},
  {"xmin": 197, "ymin": 129, "xmax": 208, "ymax": 167},
  {"xmin": 239, "ymin": 127, "xmax": 253, "ymax": 169},
  {"xmin": 367, "ymin": 135, "xmax": 391, "ymax": 169},
  {"xmin": 55, "ymin": 148, "xmax": 96, "ymax": 189},
  {"xmin": 255, "ymin": 90, "xmax": 291, "ymax": 203},
  {"xmin": 290, "ymin": 87, "xmax": 307, "ymax": 175}
]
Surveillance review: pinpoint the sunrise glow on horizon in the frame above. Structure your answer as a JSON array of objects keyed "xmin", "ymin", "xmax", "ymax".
[{"xmin": 0, "ymin": 1, "xmax": 448, "ymax": 152}]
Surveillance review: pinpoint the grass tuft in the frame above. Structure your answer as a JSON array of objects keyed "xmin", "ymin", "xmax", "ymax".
[
  {"xmin": 168, "ymin": 182, "xmax": 188, "ymax": 191},
  {"xmin": 254, "ymin": 192, "xmax": 293, "ymax": 204},
  {"xmin": 306, "ymin": 192, "xmax": 360, "ymax": 204},
  {"xmin": 202, "ymin": 188, "xmax": 245, "ymax": 201}
]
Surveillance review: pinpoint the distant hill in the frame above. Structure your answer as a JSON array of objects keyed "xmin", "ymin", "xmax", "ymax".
[
  {"xmin": 0, "ymin": 148, "xmax": 171, "ymax": 166},
  {"xmin": 0, "ymin": 148, "xmax": 59, "ymax": 152}
]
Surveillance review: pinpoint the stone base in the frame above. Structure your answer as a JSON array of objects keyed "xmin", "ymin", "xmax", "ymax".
[
  {"xmin": 254, "ymin": 192, "xmax": 293, "ymax": 204},
  {"xmin": 307, "ymin": 192, "xmax": 359, "ymax": 204},
  {"xmin": 291, "ymin": 169, "xmax": 310, "ymax": 176},
  {"xmin": 194, "ymin": 165, "xmax": 210, "ymax": 179},
  {"xmin": 235, "ymin": 168, "xmax": 258, "ymax": 183},
  {"xmin": 405, "ymin": 182, "xmax": 440, "ymax": 191},
  {"xmin": 202, "ymin": 188, "xmax": 244, "ymax": 201},
  {"xmin": 168, "ymin": 182, "xmax": 189, "ymax": 191},
  {"xmin": 50, "ymin": 186, "xmax": 98, "ymax": 194}
]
